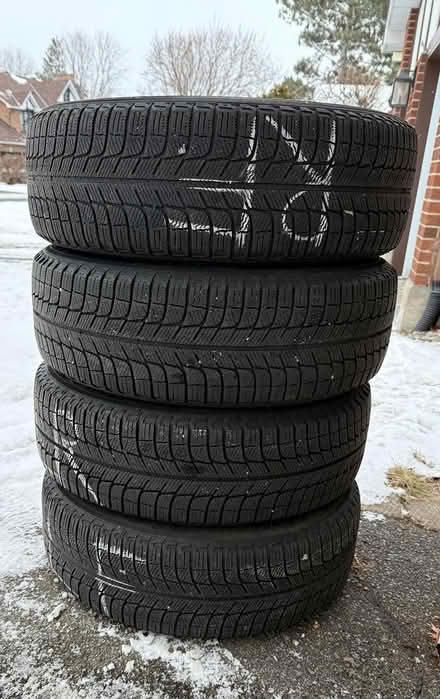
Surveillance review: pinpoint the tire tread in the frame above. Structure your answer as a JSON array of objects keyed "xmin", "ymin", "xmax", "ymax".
[{"xmin": 42, "ymin": 473, "xmax": 360, "ymax": 639}]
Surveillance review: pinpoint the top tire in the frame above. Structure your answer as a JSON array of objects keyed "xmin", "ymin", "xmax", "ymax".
[{"xmin": 26, "ymin": 97, "xmax": 416, "ymax": 264}]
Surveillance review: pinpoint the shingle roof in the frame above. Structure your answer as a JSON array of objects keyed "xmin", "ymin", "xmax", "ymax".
[
  {"xmin": 0, "ymin": 118, "xmax": 25, "ymax": 145},
  {"xmin": 0, "ymin": 73, "xmax": 21, "ymax": 106},
  {"xmin": 29, "ymin": 76, "xmax": 74, "ymax": 107},
  {"xmin": 0, "ymin": 72, "xmax": 77, "ymax": 109}
]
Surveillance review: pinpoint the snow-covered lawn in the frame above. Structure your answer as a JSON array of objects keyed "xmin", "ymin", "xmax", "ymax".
[
  {"xmin": 0, "ymin": 187, "xmax": 439, "ymax": 696},
  {"xmin": 0, "ymin": 182, "xmax": 28, "ymax": 196},
  {"xmin": 360, "ymin": 334, "xmax": 440, "ymax": 502},
  {"xmin": 0, "ymin": 198, "xmax": 42, "ymax": 260}
]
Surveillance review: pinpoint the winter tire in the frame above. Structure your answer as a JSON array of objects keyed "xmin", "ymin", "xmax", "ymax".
[
  {"xmin": 35, "ymin": 364, "xmax": 370, "ymax": 526},
  {"xmin": 33, "ymin": 247, "xmax": 396, "ymax": 407},
  {"xmin": 26, "ymin": 97, "xmax": 416, "ymax": 264},
  {"xmin": 42, "ymin": 473, "xmax": 360, "ymax": 639}
]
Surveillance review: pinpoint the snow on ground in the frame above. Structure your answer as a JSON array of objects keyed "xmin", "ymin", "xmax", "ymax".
[
  {"xmin": 0, "ymin": 181, "xmax": 28, "ymax": 195},
  {"xmin": 0, "ymin": 256, "xmax": 44, "ymax": 576},
  {"xmin": 360, "ymin": 332, "xmax": 440, "ymax": 502},
  {"xmin": 0, "ymin": 188, "xmax": 439, "ymax": 696},
  {"xmin": 0, "ymin": 195, "xmax": 42, "ymax": 260}
]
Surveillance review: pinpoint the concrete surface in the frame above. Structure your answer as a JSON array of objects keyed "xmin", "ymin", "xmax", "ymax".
[
  {"xmin": 1, "ymin": 515, "xmax": 439, "ymax": 699},
  {"xmin": 366, "ymin": 488, "xmax": 440, "ymax": 531},
  {"xmin": 394, "ymin": 278, "xmax": 431, "ymax": 333}
]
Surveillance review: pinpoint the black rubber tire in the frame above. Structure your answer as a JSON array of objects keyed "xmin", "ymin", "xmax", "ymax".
[
  {"xmin": 26, "ymin": 97, "xmax": 416, "ymax": 264},
  {"xmin": 42, "ymin": 473, "xmax": 360, "ymax": 639},
  {"xmin": 33, "ymin": 247, "xmax": 396, "ymax": 407},
  {"xmin": 35, "ymin": 364, "xmax": 370, "ymax": 526}
]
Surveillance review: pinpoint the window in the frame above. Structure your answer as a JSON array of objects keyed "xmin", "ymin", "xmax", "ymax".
[{"xmin": 64, "ymin": 87, "xmax": 72, "ymax": 102}]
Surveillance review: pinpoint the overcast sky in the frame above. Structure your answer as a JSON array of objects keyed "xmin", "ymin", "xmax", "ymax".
[{"xmin": 1, "ymin": 0, "xmax": 307, "ymax": 94}]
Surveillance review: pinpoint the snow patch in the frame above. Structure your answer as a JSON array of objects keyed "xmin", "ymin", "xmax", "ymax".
[
  {"xmin": 9, "ymin": 74, "xmax": 28, "ymax": 85},
  {"xmin": 128, "ymin": 631, "xmax": 255, "ymax": 697},
  {"xmin": 359, "ymin": 332, "xmax": 440, "ymax": 504},
  {"xmin": 125, "ymin": 659, "xmax": 135, "ymax": 674},
  {"xmin": 0, "ymin": 194, "xmax": 41, "ymax": 261},
  {"xmin": 47, "ymin": 603, "xmax": 66, "ymax": 622},
  {"xmin": 362, "ymin": 512, "xmax": 386, "ymax": 522},
  {"xmin": 0, "ymin": 257, "xmax": 44, "ymax": 577}
]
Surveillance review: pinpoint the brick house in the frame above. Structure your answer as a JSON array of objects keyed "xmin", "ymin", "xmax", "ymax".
[
  {"xmin": 0, "ymin": 72, "xmax": 80, "ymax": 183},
  {"xmin": 383, "ymin": 0, "xmax": 440, "ymax": 329},
  {"xmin": 0, "ymin": 118, "xmax": 25, "ymax": 183}
]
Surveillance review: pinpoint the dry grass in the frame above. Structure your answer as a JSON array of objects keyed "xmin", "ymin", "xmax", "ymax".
[
  {"xmin": 387, "ymin": 466, "xmax": 434, "ymax": 498},
  {"xmin": 352, "ymin": 554, "xmax": 371, "ymax": 575}
]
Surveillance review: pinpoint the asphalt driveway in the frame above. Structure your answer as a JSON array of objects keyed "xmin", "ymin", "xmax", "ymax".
[{"xmin": 1, "ymin": 514, "xmax": 439, "ymax": 699}]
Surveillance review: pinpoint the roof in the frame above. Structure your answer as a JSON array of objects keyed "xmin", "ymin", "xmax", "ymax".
[
  {"xmin": 0, "ymin": 73, "xmax": 23, "ymax": 106},
  {"xmin": 383, "ymin": 0, "xmax": 421, "ymax": 53},
  {"xmin": 0, "ymin": 72, "xmax": 78, "ymax": 109},
  {"xmin": 0, "ymin": 118, "xmax": 25, "ymax": 145},
  {"xmin": 29, "ymin": 76, "xmax": 75, "ymax": 107}
]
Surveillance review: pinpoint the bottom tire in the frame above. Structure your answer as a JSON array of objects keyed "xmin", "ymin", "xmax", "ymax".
[{"xmin": 42, "ymin": 474, "xmax": 360, "ymax": 640}]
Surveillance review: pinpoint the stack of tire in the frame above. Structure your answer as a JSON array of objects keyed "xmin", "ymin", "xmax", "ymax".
[{"xmin": 27, "ymin": 97, "xmax": 416, "ymax": 640}]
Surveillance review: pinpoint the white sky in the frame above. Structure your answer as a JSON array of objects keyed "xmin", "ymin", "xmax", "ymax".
[{"xmin": 1, "ymin": 0, "xmax": 308, "ymax": 94}]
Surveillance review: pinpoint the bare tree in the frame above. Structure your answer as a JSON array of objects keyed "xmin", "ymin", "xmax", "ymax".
[
  {"xmin": 40, "ymin": 31, "xmax": 126, "ymax": 98},
  {"xmin": 0, "ymin": 48, "xmax": 35, "ymax": 76},
  {"xmin": 90, "ymin": 32, "xmax": 126, "ymax": 99},
  {"xmin": 142, "ymin": 23, "xmax": 275, "ymax": 97},
  {"xmin": 315, "ymin": 66, "xmax": 384, "ymax": 110},
  {"xmin": 61, "ymin": 31, "xmax": 94, "ymax": 97},
  {"xmin": 324, "ymin": 81, "xmax": 382, "ymax": 110}
]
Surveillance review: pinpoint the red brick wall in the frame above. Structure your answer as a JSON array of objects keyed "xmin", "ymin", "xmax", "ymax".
[
  {"xmin": 406, "ymin": 54, "xmax": 428, "ymax": 127},
  {"xmin": 410, "ymin": 120, "xmax": 440, "ymax": 285},
  {"xmin": 0, "ymin": 103, "xmax": 22, "ymax": 133},
  {"xmin": 392, "ymin": 7, "xmax": 419, "ymax": 120},
  {"xmin": 0, "ymin": 143, "xmax": 25, "ymax": 183}
]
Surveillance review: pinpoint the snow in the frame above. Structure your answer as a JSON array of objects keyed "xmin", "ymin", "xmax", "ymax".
[
  {"xmin": 0, "ymin": 181, "xmax": 28, "ymax": 195},
  {"xmin": 0, "ymin": 186, "xmax": 439, "ymax": 695},
  {"xmin": 47, "ymin": 603, "xmax": 66, "ymax": 622},
  {"xmin": 128, "ymin": 632, "xmax": 255, "ymax": 695},
  {"xmin": 362, "ymin": 512, "xmax": 386, "ymax": 523},
  {"xmin": 0, "ymin": 243, "xmax": 44, "ymax": 575},
  {"xmin": 125, "ymin": 659, "xmax": 135, "ymax": 674},
  {"xmin": 9, "ymin": 73, "xmax": 28, "ymax": 85},
  {"xmin": 359, "ymin": 333, "xmax": 440, "ymax": 503},
  {"xmin": 0, "ymin": 194, "xmax": 42, "ymax": 260}
]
